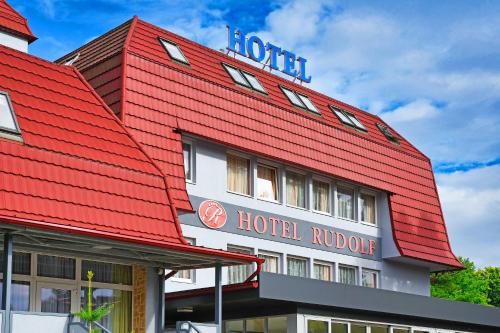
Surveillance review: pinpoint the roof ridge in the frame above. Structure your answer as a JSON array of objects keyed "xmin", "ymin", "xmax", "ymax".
[{"xmin": 0, "ymin": 0, "xmax": 36, "ymax": 42}]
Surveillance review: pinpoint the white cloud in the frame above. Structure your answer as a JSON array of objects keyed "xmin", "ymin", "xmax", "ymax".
[{"xmin": 381, "ymin": 99, "xmax": 439, "ymax": 123}]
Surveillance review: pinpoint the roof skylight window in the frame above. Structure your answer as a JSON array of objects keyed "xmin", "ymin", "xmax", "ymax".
[
  {"xmin": 330, "ymin": 106, "xmax": 367, "ymax": 132},
  {"xmin": 222, "ymin": 64, "xmax": 267, "ymax": 94},
  {"xmin": 376, "ymin": 123, "xmax": 399, "ymax": 144},
  {"xmin": 159, "ymin": 38, "xmax": 189, "ymax": 65},
  {"xmin": 63, "ymin": 53, "xmax": 80, "ymax": 66},
  {"xmin": 0, "ymin": 91, "xmax": 20, "ymax": 135},
  {"xmin": 280, "ymin": 86, "xmax": 319, "ymax": 114}
]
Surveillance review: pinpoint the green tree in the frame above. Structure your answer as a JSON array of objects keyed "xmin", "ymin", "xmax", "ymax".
[
  {"xmin": 479, "ymin": 266, "xmax": 500, "ymax": 307},
  {"xmin": 430, "ymin": 257, "xmax": 489, "ymax": 305}
]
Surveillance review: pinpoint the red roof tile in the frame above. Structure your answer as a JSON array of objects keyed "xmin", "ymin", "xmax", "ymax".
[
  {"xmin": 0, "ymin": 0, "xmax": 36, "ymax": 42},
  {"xmin": 59, "ymin": 18, "xmax": 461, "ymax": 269}
]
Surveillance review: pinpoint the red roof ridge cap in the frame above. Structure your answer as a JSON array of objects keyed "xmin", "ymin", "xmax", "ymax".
[{"xmin": 72, "ymin": 66, "xmax": 191, "ymax": 245}]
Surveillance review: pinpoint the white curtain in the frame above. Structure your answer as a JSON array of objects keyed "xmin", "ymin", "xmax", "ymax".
[
  {"xmin": 257, "ymin": 165, "xmax": 278, "ymax": 200},
  {"xmin": 337, "ymin": 187, "xmax": 353, "ymax": 219},
  {"xmin": 339, "ymin": 266, "xmax": 356, "ymax": 285},
  {"xmin": 287, "ymin": 257, "xmax": 306, "ymax": 277},
  {"xmin": 286, "ymin": 172, "xmax": 305, "ymax": 207},
  {"xmin": 361, "ymin": 193, "xmax": 375, "ymax": 224},
  {"xmin": 227, "ymin": 155, "xmax": 250, "ymax": 195},
  {"xmin": 227, "ymin": 247, "xmax": 252, "ymax": 284},
  {"xmin": 314, "ymin": 264, "xmax": 331, "ymax": 281},
  {"xmin": 259, "ymin": 254, "xmax": 279, "ymax": 273},
  {"xmin": 313, "ymin": 180, "xmax": 330, "ymax": 212}
]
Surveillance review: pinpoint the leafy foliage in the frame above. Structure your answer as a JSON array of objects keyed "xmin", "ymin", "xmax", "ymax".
[{"xmin": 431, "ymin": 257, "xmax": 499, "ymax": 307}]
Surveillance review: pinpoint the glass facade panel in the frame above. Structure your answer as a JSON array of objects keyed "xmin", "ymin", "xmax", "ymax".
[
  {"xmin": 0, "ymin": 280, "xmax": 30, "ymax": 311},
  {"xmin": 37, "ymin": 255, "xmax": 75, "ymax": 279},
  {"xmin": 81, "ymin": 260, "xmax": 132, "ymax": 285},
  {"xmin": 268, "ymin": 317, "xmax": 287, "ymax": 333},
  {"xmin": 225, "ymin": 320, "xmax": 244, "ymax": 333},
  {"xmin": 360, "ymin": 193, "xmax": 376, "ymax": 224},
  {"xmin": 227, "ymin": 154, "xmax": 251, "ymax": 195},
  {"xmin": 287, "ymin": 257, "xmax": 307, "ymax": 277},
  {"xmin": 257, "ymin": 165, "xmax": 278, "ymax": 201},
  {"xmin": 40, "ymin": 287, "xmax": 71, "ymax": 313},
  {"xmin": 246, "ymin": 318, "xmax": 265, "ymax": 333},
  {"xmin": 286, "ymin": 171, "xmax": 306, "ymax": 208},
  {"xmin": 81, "ymin": 287, "xmax": 132, "ymax": 333},
  {"xmin": 339, "ymin": 265, "xmax": 357, "ymax": 285},
  {"xmin": 337, "ymin": 186, "xmax": 354, "ymax": 219},
  {"xmin": 331, "ymin": 322, "xmax": 348, "ymax": 333},
  {"xmin": 313, "ymin": 180, "xmax": 330, "ymax": 213},
  {"xmin": 307, "ymin": 320, "xmax": 329, "ymax": 333}
]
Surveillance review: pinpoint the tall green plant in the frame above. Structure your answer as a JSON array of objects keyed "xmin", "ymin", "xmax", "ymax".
[{"xmin": 75, "ymin": 271, "xmax": 114, "ymax": 333}]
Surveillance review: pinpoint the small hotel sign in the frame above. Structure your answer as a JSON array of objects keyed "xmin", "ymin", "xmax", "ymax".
[
  {"xmin": 180, "ymin": 196, "xmax": 381, "ymax": 260},
  {"xmin": 226, "ymin": 26, "xmax": 312, "ymax": 83}
]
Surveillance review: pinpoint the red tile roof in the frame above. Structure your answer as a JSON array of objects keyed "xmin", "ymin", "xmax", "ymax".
[
  {"xmin": 58, "ymin": 17, "xmax": 462, "ymax": 269},
  {"xmin": 0, "ymin": 45, "xmax": 261, "ymax": 266},
  {"xmin": 0, "ymin": 0, "xmax": 36, "ymax": 42}
]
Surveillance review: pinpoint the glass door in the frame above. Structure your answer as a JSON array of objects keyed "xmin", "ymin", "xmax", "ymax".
[{"xmin": 35, "ymin": 282, "xmax": 77, "ymax": 313}]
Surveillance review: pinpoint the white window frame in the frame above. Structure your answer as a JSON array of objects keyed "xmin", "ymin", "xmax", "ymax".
[
  {"xmin": 311, "ymin": 176, "xmax": 332, "ymax": 215},
  {"xmin": 285, "ymin": 168, "xmax": 308, "ymax": 210},
  {"xmin": 313, "ymin": 260, "xmax": 333, "ymax": 282},
  {"xmin": 335, "ymin": 183, "xmax": 356, "ymax": 222},
  {"xmin": 305, "ymin": 316, "xmax": 331, "ymax": 333},
  {"xmin": 358, "ymin": 189, "xmax": 378, "ymax": 226},
  {"xmin": 182, "ymin": 139, "xmax": 195, "ymax": 184},
  {"xmin": 171, "ymin": 238, "xmax": 196, "ymax": 284},
  {"xmin": 0, "ymin": 91, "xmax": 21, "ymax": 137},
  {"xmin": 159, "ymin": 37, "xmax": 190, "ymax": 65},
  {"xmin": 258, "ymin": 250, "xmax": 281, "ymax": 274},
  {"xmin": 286, "ymin": 255, "xmax": 309, "ymax": 278},
  {"xmin": 338, "ymin": 264, "xmax": 358, "ymax": 285},
  {"xmin": 226, "ymin": 151, "xmax": 253, "ymax": 197},
  {"xmin": 256, "ymin": 163, "xmax": 280, "ymax": 204},
  {"xmin": 280, "ymin": 86, "xmax": 320, "ymax": 114},
  {"xmin": 226, "ymin": 245, "xmax": 254, "ymax": 284}
]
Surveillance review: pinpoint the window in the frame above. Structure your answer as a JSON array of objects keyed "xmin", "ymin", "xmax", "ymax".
[
  {"xmin": 376, "ymin": 123, "xmax": 400, "ymax": 144},
  {"xmin": 0, "ymin": 281, "xmax": 30, "ymax": 311},
  {"xmin": 313, "ymin": 179, "xmax": 330, "ymax": 213},
  {"xmin": 330, "ymin": 106, "xmax": 366, "ymax": 131},
  {"xmin": 307, "ymin": 320, "xmax": 329, "ymax": 333},
  {"xmin": 227, "ymin": 246, "xmax": 253, "ymax": 284},
  {"xmin": 82, "ymin": 260, "xmax": 132, "ymax": 285},
  {"xmin": 360, "ymin": 192, "xmax": 376, "ymax": 224},
  {"xmin": 246, "ymin": 318, "xmax": 265, "ymax": 333},
  {"xmin": 227, "ymin": 154, "xmax": 251, "ymax": 195},
  {"xmin": 391, "ymin": 329, "xmax": 410, "ymax": 333},
  {"xmin": 172, "ymin": 238, "xmax": 196, "ymax": 283},
  {"xmin": 0, "ymin": 91, "xmax": 20, "ymax": 134},
  {"xmin": 313, "ymin": 261, "xmax": 332, "ymax": 281},
  {"xmin": 331, "ymin": 322, "xmax": 348, "ymax": 333},
  {"xmin": 371, "ymin": 326, "xmax": 388, "ymax": 333},
  {"xmin": 0, "ymin": 251, "xmax": 31, "ymax": 275},
  {"xmin": 37, "ymin": 255, "xmax": 76, "ymax": 279},
  {"xmin": 222, "ymin": 64, "xmax": 266, "ymax": 93},
  {"xmin": 268, "ymin": 317, "xmax": 287, "ymax": 333},
  {"xmin": 257, "ymin": 164, "xmax": 279, "ymax": 202},
  {"xmin": 63, "ymin": 52, "xmax": 80, "ymax": 66},
  {"xmin": 159, "ymin": 38, "xmax": 189, "ymax": 64},
  {"xmin": 362, "ymin": 269, "xmax": 378, "ymax": 288},
  {"xmin": 280, "ymin": 86, "xmax": 320, "ymax": 114},
  {"xmin": 183, "ymin": 142, "xmax": 193, "ymax": 182},
  {"xmin": 337, "ymin": 186, "xmax": 354, "ymax": 220},
  {"xmin": 225, "ymin": 320, "xmax": 244, "ymax": 333},
  {"xmin": 339, "ymin": 265, "xmax": 357, "ymax": 285},
  {"xmin": 351, "ymin": 324, "xmax": 368, "ymax": 333},
  {"xmin": 81, "ymin": 287, "xmax": 132, "ymax": 332},
  {"xmin": 258, "ymin": 252, "xmax": 280, "ymax": 273},
  {"xmin": 287, "ymin": 256, "xmax": 307, "ymax": 277},
  {"xmin": 286, "ymin": 171, "xmax": 306, "ymax": 208}
]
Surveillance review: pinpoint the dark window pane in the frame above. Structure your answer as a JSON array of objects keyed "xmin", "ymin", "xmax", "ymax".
[
  {"xmin": 0, "ymin": 252, "xmax": 31, "ymax": 275},
  {"xmin": 82, "ymin": 260, "xmax": 132, "ymax": 285},
  {"xmin": 37, "ymin": 255, "xmax": 75, "ymax": 279}
]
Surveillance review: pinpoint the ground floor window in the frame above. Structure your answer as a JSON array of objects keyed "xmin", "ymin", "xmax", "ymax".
[
  {"xmin": 307, "ymin": 320, "xmax": 329, "ymax": 333},
  {"xmin": 224, "ymin": 316, "xmax": 287, "ymax": 333},
  {"xmin": 0, "ymin": 251, "xmax": 133, "ymax": 333}
]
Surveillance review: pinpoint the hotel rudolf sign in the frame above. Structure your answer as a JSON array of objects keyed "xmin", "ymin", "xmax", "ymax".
[{"xmin": 189, "ymin": 197, "xmax": 380, "ymax": 260}]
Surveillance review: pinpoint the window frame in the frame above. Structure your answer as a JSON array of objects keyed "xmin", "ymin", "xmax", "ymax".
[
  {"xmin": 330, "ymin": 106, "xmax": 367, "ymax": 132},
  {"xmin": 182, "ymin": 140, "xmax": 195, "ymax": 183},
  {"xmin": 280, "ymin": 86, "xmax": 321, "ymax": 115},
  {"xmin": 286, "ymin": 255, "xmax": 308, "ymax": 278},
  {"xmin": 313, "ymin": 260, "xmax": 333, "ymax": 282},
  {"xmin": 226, "ymin": 245, "xmax": 254, "ymax": 284},
  {"xmin": 226, "ymin": 152, "xmax": 252, "ymax": 197},
  {"xmin": 63, "ymin": 53, "xmax": 80, "ymax": 66},
  {"xmin": 285, "ymin": 169, "xmax": 308, "ymax": 210},
  {"xmin": 0, "ymin": 91, "xmax": 21, "ymax": 136},
  {"xmin": 312, "ymin": 177, "xmax": 332, "ymax": 215},
  {"xmin": 256, "ymin": 163, "xmax": 280, "ymax": 203},
  {"xmin": 361, "ymin": 268, "xmax": 379, "ymax": 289},
  {"xmin": 158, "ymin": 37, "xmax": 190, "ymax": 65},
  {"xmin": 376, "ymin": 122, "xmax": 400, "ymax": 145},
  {"xmin": 241, "ymin": 70, "xmax": 267, "ymax": 94},
  {"xmin": 335, "ymin": 183, "xmax": 356, "ymax": 221},
  {"xmin": 359, "ymin": 189, "xmax": 377, "ymax": 226},
  {"xmin": 258, "ymin": 251, "xmax": 281, "ymax": 274},
  {"xmin": 222, "ymin": 63, "xmax": 267, "ymax": 94},
  {"xmin": 338, "ymin": 264, "xmax": 358, "ymax": 285}
]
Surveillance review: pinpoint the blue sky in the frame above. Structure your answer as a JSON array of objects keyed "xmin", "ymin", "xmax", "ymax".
[{"xmin": 12, "ymin": 0, "xmax": 500, "ymax": 267}]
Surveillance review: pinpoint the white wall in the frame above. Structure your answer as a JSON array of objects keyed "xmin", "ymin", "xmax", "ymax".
[
  {"xmin": 166, "ymin": 138, "xmax": 431, "ymax": 296},
  {"xmin": 0, "ymin": 31, "xmax": 28, "ymax": 53},
  {"xmin": 11, "ymin": 312, "xmax": 69, "ymax": 333}
]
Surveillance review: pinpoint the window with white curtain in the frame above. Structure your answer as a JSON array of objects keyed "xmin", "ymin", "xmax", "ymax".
[
  {"xmin": 183, "ymin": 142, "xmax": 193, "ymax": 182},
  {"xmin": 360, "ymin": 192, "xmax": 376, "ymax": 224},
  {"xmin": 287, "ymin": 256, "xmax": 307, "ymax": 277},
  {"xmin": 227, "ymin": 245, "xmax": 253, "ymax": 284},
  {"xmin": 257, "ymin": 164, "xmax": 279, "ymax": 201},
  {"xmin": 362, "ymin": 269, "xmax": 378, "ymax": 288},
  {"xmin": 286, "ymin": 171, "xmax": 306, "ymax": 208},
  {"xmin": 258, "ymin": 252, "xmax": 280, "ymax": 274},
  {"xmin": 337, "ymin": 186, "xmax": 354, "ymax": 220},
  {"xmin": 339, "ymin": 265, "xmax": 357, "ymax": 285},
  {"xmin": 227, "ymin": 154, "xmax": 251, "ymax": 195},
  {"xmin": 313, "ymin": 261, "xmax": 332, "ymax": 281},
  {"xmin": 313, "ymin": 179, "xmax": 330, "ymax": 213}
]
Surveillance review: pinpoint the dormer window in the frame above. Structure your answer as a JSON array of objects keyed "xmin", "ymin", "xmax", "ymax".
[
  {"xmin": 159, "ymin": 38, "xmax": 189, "ymax": 65},
  {"xmin": 222, "ymin": 64, "xmax": 266, "ymax": 94},
  {"xmin": 280, "ymin": 86, "xmax": 319, "ymax": 114},
  {"xmin": 330, "ymin": 106, "xmax": 366, "ymax": 131},
  {"xmin": 63, "ymin": 53, "xmax": 80, "ymax": 66},
  {"xmin": 0, "ymin": 91, "xmax": 20, "ymax": 135},
  {"xmin": 376, "ymin": 123, "xmax": 400, "ymax": 145}
]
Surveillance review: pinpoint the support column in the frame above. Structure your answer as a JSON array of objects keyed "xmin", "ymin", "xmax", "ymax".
[
  {"xmin": 2, "ymin": 233, "xmax": 13, "ymax": 333},
  {"xmin": 214, "ymin": 263, "xmax": 222, "ymax": 333},
  {"xmin": 157, "ymin": 268, "xmax": 165, "ymax": 333}
]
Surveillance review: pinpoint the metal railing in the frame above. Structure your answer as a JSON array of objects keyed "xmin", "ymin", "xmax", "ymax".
[{"xmin": 176, "ymin": 321, "xmax": 218, "ymax": 333}]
